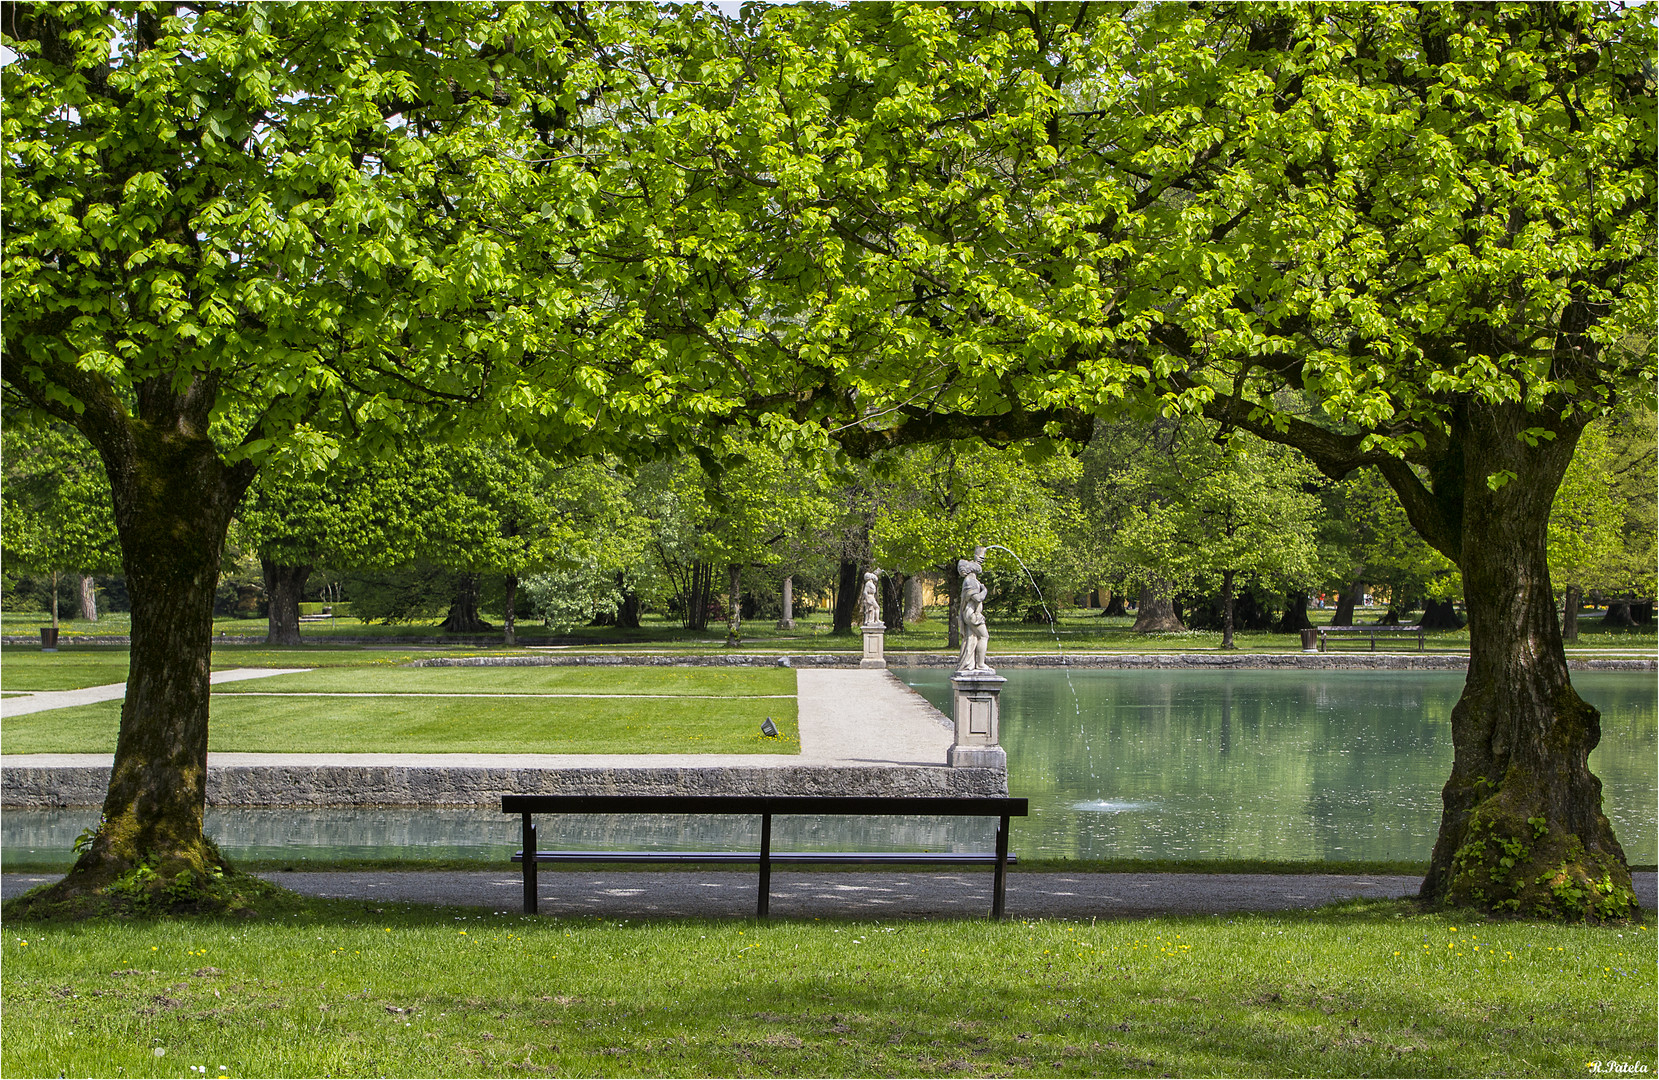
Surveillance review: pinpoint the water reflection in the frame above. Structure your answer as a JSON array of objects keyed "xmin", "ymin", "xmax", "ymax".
[
  {"xmin": 898, "ymin": 668, "xmax": 1656, "ymax": 864},
  {"xmin": 4, "ymin": 670, "xmax": 1652, "ymax": 866}
]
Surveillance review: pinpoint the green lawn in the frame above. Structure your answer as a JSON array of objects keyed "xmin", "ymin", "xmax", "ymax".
[
  {"xmin": 209, "ymin": 666, "xmax": 797, "ymax": 697},
  {"xmin": 1, "ymin": 893, "xmax": 1650, "ymax": 1078},
  {"xmin": 1, "ymin": 667, "xmax": 800, "ymax": 756}
]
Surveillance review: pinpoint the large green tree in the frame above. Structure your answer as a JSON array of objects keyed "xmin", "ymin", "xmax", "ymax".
[
  {"xmin": 0, "ymin": 2, "xmax": 730, "ymax": 907},
  {"xmin": 653, "ymin": 2, "xmax": 1654, "ymax": 916}
]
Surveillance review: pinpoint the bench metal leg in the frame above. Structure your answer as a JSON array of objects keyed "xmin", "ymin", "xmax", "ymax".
[
  {"xmin": 992, "ymin": 815, "xmax": 1010, "ymax": 920},
  {"xmin": 757, "ymin": 812, "xmax": 772, "ymax": 919},
  {"xmin": 522, "ymin": 813, "xmax": 537, "ymax": 916}
]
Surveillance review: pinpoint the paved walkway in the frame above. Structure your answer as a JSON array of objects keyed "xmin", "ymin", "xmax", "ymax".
[
  {"xmin": 6, "ymin": 869, "xmax": 1652, "ymax": 918},
  {"xmin": 0, "ymin": 668, "xmax": 310, "ymax": 718}
]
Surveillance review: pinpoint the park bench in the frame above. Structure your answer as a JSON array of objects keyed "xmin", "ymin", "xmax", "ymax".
[
  {"xmin": 1317, "ymin": 624, "xmax": 1426, "ymax": 651},
  {"xmin": 503, "ymin": 794, "xmax": 1028, "ymax": 919}
]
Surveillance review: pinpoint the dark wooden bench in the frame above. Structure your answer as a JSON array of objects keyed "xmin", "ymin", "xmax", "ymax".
[
  {"xmin": 502, "ymin": 794, "xmax": 1028, "ymax": 919},
  {"xmin": 1317, "ymin": 624, "xmax": 1425, "ymax": 651}
]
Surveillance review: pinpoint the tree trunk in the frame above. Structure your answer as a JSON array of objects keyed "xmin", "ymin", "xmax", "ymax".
[
  {"xmin": 903, "ymin": 574, "xmax": 926, "ymax": 624},
  {"xmin": 440, "ymin": 574, "xmax": 492, "ymax": 633},
  {"xmin": 50, "ymin": 569, "xmax": 59, "ymax": 629},
  {"xmin": 685, "ymin": 560, "xmax": 713, "ymax": 632},
  {"xmin": 1131, "ymin": 584, "xmax": 1186, "ymax": 633},
  {"xmin": 260, "ymin": 558, "xmax": 310, "ymax": 646},
  {"xmin": 1219, "ymin": 569, "xmax": 1237, "ymax": 649},
  {"xmin": 944, "ymin": 559, "xmax": 962, "ymax": 652},
  {"xmin": 1332, "ymin": 581, "xmax": 1362, "ymax": 626},
  {"xmin": 41, "ymin": 412, "xmax": 256, "ymax": 906},
  {"xmin": 880, "ymin": 570, "xmax": 904, "ymax": 632},
  {"xmin": 502, "ymin": 574, "xmax": 518, "ymax": 646},
  {"xmin": 1560, "ymin": 586, "xmax": 1580, "ymax": 642},
  {"xmin": 1600, "ymin": 600, "xmax": 1636, "ymax": 628},
  {"xmin": 1421, "ymin": 598, "xmax": 1466, "ymax": 630},
  {"xmin": 777, "ymin": 574, "xmax": 795, "ymax": 629},
  {"xmin": 724, "ymin": 562, "xmax": 742, "ymax": 646},
  {"xmin": 1274, "ymin": 589, "xmax": 1314, "ymax": 633},
  {"xmin": 832, "ymin": 556, "xmax": 858, "ymax": 635},
  {"xmin": 1382, "ymin": 402, "xmax": 1634, "ymax": 918},
  {"xmin": 1101, "ymin": 591, "xmax": 1127, "ymax": 617},
  {"xmin": 78, "ymin": 573, "xmax": 98, "ymax": 622},
  {"xmin": 616, "ymin": 573, "xmax": 642, "ymax": 629}
]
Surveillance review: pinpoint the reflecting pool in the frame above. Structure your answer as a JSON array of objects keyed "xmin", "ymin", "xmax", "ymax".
[
  {"xmin": 898, "ymin": 667, "xmax": 1656, "ymax": 864},
  {"xmin": 4, "ymin": 669, "xmax": 1652, "ymax": 867}
]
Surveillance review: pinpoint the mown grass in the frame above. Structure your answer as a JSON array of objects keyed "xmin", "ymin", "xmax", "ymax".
[
  {"xmin": 0, "ymin": 670, "xmax": 800, "ymax": 756},
  {"xmin": 1, "ymin": 893, "xmax": 1651, "ymax": 1078},
  {"xmin": 207, "ymin": 666, "xmax": 797, "ymax": 698}
]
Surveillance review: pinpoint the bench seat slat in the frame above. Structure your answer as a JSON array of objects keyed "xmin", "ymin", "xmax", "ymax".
[{"xmin": 512, "ymin": 850, "xmax": 1017, "ymax": 865}]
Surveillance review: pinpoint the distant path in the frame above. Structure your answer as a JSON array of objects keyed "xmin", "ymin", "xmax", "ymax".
[{"xmin": 0, "ymin": 668, "xmax": 310, "ymax": 718}]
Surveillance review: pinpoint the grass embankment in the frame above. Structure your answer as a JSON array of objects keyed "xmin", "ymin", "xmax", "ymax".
[
  {"xmin": 0, "ymin": 665, "xmax": 800, "ymax": 756},
  {"xmin": 2, "ymin": 895, "xmax": 1651, "ymax": 1078}
]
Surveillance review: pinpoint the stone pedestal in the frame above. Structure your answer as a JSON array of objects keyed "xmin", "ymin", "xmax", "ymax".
[
  {"xmin": 948, "ymin": 671, "xmax": 1007, "ymax": 769},
  {"xmin": 860, "ymin": 624, "xmax": 886, "ymax": 669}
]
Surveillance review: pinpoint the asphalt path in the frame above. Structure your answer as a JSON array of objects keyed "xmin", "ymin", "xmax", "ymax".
[{"xmin": 9, "ymin": 869, "xmax": 1654, "ymax": 919}]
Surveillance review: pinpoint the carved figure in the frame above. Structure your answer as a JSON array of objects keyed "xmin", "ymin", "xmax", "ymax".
[
  {"xmin": 860, "ymin": 569, "xmax": 882, "ymax": 627},
  {"xmin": 956, "ymin": 547, "xmax": 991, "ymax": 673}
]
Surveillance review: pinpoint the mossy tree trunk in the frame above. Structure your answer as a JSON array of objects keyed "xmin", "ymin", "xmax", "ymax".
[
  {"xmin": 52, "ymin": 377, "xmax": 256, "ymax": 898},
  {"xmin": 1378, "ymin": 401, "xmax": 1634, "ymax": 919}
]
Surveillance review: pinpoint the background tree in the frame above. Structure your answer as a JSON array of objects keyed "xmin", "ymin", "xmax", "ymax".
[
  {"xmin": 1, "ymin": 425, "xmax": 121, "ymax": 626},
  {"xmin": 1549, "ymin": 407, "xmax": 1658, "ymax": 639},
  {"xmin": 1112, "ymin": 427, "xmax": 1323, "ymax": 648}
]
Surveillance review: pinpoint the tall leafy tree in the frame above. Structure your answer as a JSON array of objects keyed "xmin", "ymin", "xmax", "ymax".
[
  {"xmin": 0, "ymin": 2, "xmax": 738, "ymax": 908},
  {"xmin": 659, "ymin": 2, "xmax": 1655, "ymax": 914}
]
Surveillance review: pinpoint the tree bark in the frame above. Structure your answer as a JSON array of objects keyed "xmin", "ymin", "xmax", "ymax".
[
  {"xmin": 616, "ymin": 573, "xmax": 642, "ymax": 629},
  {"xmin": 502, "ymin": 574, "xmax": 518, "ymax": 646},
  {"xmin": 880, "ymin": 570, "xmax": 904, "ymax": 632},
  {"xmin": 832, "ymin": 556, "xmax": 858, "ymax": 635},
  {"xmin": 260, "ymin": 558, "xmax": 310, "ymax": 646},
  {"xmin": 1131, "ymin": 584, "xmax": 1186, "ymax": 633},
  {"xmin": 1101, "ymin": 591, "xmax": 1127, "ymax": 617},
  {"xmin": 777, "ymin": 574, "xmax": 795, "ymax": 629},
  {"xmin": 944, "ymin": 559, "xmax": 962, "ymax": 651},
  {"xmin": 724, "ymin": 561, "xmax": 742, "ymax": 646},
  {"xmin": 1332, "ymin": 581, "xmax": 1362, "ymax": 626},
  {"xmin": 1421, "ymin": 598, "xmax": 1465, "ymax": 630},
  {"xmin": 1600, "ymin": 600, "xmax": 1635, "ymax": 628},
  {"xmin": 1376, "ymin": 402, "xmax": 1634, "ymax": 918},
  {"xmin": 1219, "ymin": 569, "xmax": 1237, "ymax": 649},
  {"xmin": 78, "ymin": 574, "xmax": 98, "ymax": 622},
  {"xmin": 1560, "ymin": 586, "xmax": 1580, "ymax": 642},
  {"xmin": 1274, "ymin": 589, "xmax": 1314, "ymax": 633},
  {"xmin": 903, "ymin": 574, "xmax": 926, "ymax": 624},
  {"xmin": 684, "ymin": 560, "xmax": 713, "ymax": 632},
  {"xmin": 440, "ymin": 574, "xmax": 492, "ymax": 633},
  {"xmin": 49, "ymin": 401, "xmax": 256, "ymax": 902}
]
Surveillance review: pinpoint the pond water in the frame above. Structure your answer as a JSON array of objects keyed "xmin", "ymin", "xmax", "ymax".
[
  {"xmin": 899, "ymin": 668, "xmax": 1656, "ymax": 864},
  {"xmin": 4, "ymin": 669, "xmax": 1653, "ymax": 867}
]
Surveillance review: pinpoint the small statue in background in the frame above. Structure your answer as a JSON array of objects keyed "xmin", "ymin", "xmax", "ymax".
[
  {"xmin": 859, "ymin": 569, "xmax": 883, "ymax": 627},
  {"xmin": 956, "ymin": 546, "xmax": 992, "ymax": 673}
]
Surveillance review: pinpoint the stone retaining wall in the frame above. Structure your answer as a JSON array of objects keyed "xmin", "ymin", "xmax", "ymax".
[{"xmin": 3, "ymin": 763, "xmax": 1006, "ymax": 809}]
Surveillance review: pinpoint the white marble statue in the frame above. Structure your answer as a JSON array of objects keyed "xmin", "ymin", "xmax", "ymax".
[
  {"xmin": 956, "ymin": 547, "xmax": 992, "ymax": 673},
  {"xmin": 860, "ymin": 569, "xmax": 882, "ymax": 627}
]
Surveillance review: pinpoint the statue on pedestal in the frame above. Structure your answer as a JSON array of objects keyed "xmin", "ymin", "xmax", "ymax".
[
  {"xmin": 956, "ymin": 547, "xmax": 991, "ymax": 673},
  {"xmin": 859, "ymin": 569, "xmax": 883, "ymax": 628}
]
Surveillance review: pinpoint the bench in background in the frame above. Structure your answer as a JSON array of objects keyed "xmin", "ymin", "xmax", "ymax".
[{"xmin": 1317, "ymin": 624, "xmax": 1426, "ymax": 651}]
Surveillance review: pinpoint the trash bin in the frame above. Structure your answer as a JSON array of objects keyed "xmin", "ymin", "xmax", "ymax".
[
  {"xmin": 1299, "ymin": 628, "xmax": 1319, "ymax": 653},
  {"xmin": 39, "ymin": 626, "xmax": 59, "ymax": 651}
]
